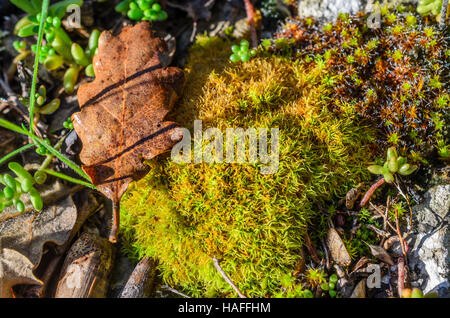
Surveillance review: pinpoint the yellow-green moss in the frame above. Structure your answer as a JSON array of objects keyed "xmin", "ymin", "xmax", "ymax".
[{"xmin": 121, "ymin": 36, "xmax": 376, "ymax": 297}]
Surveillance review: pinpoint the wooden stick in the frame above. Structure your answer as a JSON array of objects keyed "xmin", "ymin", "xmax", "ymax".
[
  {"xmin": 360, "ymin": 177, "xmax": 386, "ymax": 207},
  {"xmin": 243, "ymin": 0, "xmax": 258, "ymax": 48},
  {"xmin": 211, "ymin": 256, "xmax": 247, "ymax": 298},
  {"xmin": 440, "ymin": 0, "xmax": 448, "ymax": 26},
  {"xmin": 109, "ymin": 200, "xmax": 120, "ymax": 243}
]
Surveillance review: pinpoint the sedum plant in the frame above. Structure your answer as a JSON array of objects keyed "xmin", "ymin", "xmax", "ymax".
[
  {"xmin": 11, "ymin": 0, "xmax": 100, "ymax": 93},
  {"xmin": 368, "ymin": 147, "xmax": 418, "ymax": 183},
  {"xmin": 115, "ymin": 0, "xmax": 168, "ymax": 22},
  {"xmin": 0, "ymin": 162, "xmax": 43, "ymax": 213},
  {"xmin": 229, "ymin": 40, "xmax": 257, "ymax": 63},
  {"xmin": 1, "ymin": 0, "xmax": 96, "ymax": 215}
]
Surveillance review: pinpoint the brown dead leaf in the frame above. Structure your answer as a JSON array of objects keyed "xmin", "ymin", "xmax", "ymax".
[
  {"xmin": 327, "ymin": 228, "xmax": 352, "ymax": 267},
  {"xmin": 345, "ymin": 184, "xmax": 364, "ymax": 210},
  {"xmin": 0, "ymin": 196, "xmax": 78, "ymax": 297},
  {"xmin": 367, "ymin": 244, "xmax": 394, "ymax": 266},
  {"xmin": 72, "ymin": 22, "xmax": 185, "ymax": 241},
  {"xmin": 350, "ymin": 279, "xmax": 366, "ymax": 298}
]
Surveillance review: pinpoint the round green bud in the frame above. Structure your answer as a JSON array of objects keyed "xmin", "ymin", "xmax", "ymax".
[
  {"xmin": 52, "ymin": 17, "xmax": 61, "ymax": 28},
  {"xmin": 128, "ymin": 8, "xmax": 143, "ymax": 20},
  {"xmin": 34, "ymin": 171, "xmax": 47, "ymax": 185},
  {"xmin": 152, "ymin": 3, "xmax": 161, "ymax": 11},
  {"xmin": 231, "ymin": 45, "xmax": 240, "ymax": 54},
  {"xmin": 240, "ymin": 39, "xmax": 249, "ymax": 48},
  {"xmin": 240, "ymin": 52, "xmax": 250, "ymax": 62},
  {"xmin": 229, "ymin": 54, "xmax": 240, "ymax": 63},
  {"xmin": 15, "ymin": 200, "xmax": 25, "ymax": 213},
  {"xmin": 411, "ymin": 288, "xmax": 423, "ymax": 298},
  {"xmin": 303, "ymin": 289, "xmax": 313, "ymax": 298},
  {"xmin": 29, "ymin": 187, "xmax": 43, "ymax": 211},
  {"xmin": 329, "ymin": 274, "xmax": 338, "ymax": 284},
  {"xmin": 129, "ymin": 2, "xmax": 139, "ymax": 10},
  {"xmin": 3, "ymin": 187, "xmax": 14, "ymax": 200}
]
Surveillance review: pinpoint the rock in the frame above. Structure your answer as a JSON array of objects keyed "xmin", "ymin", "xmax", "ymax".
[
  {"xmin": 408, "ymin": 184, "xmax": 450, "ymax": 297},
  {"xmin": 297, "ymin": 0, "xmax": 419, "ymax": 22}
]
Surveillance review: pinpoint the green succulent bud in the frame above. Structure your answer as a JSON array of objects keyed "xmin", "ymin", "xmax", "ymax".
[
  {"xmin": 321, "ymin": 283, "xmax": 329, "ymax": 291},
  {"xmin": 29, "ymin": 187, "xmax": 43, "ymax": 211},
  {"xmin": 230, "ymin": 54, "xmax": 240, "ymax": 63},
  {"xmin": 329, "ymin": 290, "xmax": 337, "ymax": 297},
  {"xmin": 88, "ymin": 29, "xmax": 100, "ymax": 57},
  {"xmin": 329, "ymin": 274, "xmax": 338, "ymax": 284},
  {"xmin": 240, "ymin": 52, "xmax": 250, "ymax": 62},
  {"xmin": 3, "ymin": 186, "xmax": 14, "ymax": 200},
  {"xmin": 18, "ymin": 24, "xmax": 38, "ymax": 37},
  {"xmin": 115, "ymin": 0, "xmax": 130, "ymax": 13},
  {"xmin": 15, "ymin": 200, "xmax": 25, "ymax": 213},
  {"xmin": 368, "ymin": 165, "xmax": 384, "ymax": 174},
  {"xmin": 21, "ymin": 178, "xmax": 33, "ymax": 193},
  {"xmin": 43, "ymin": 54, "xmax": 64, "ymax": 70},
  {"xmin": 39, "ymin": 98, "xmax": 61, "ymax": 115},
  {"xmin": 386, "ymin": 147, "xmax": 398, "ymax": 161},
  {"xmin": 71, "ymin": 43, "xmax": 90, "ymax": 67},
  {"xmin": 388, "ymin": 156, "xmax": 398, "ymax": 173},
  {"xmin": 14, "ymin": 16, "xmax": 33, "ymax": 35},
  {"xmin": 52, "ymin": 34, "xmax": 73, "ymax": 61},
  {"xmin": 63, "ymin": 66, "xmax": 79, "ymax": 94},
  {"xmin": 383, "ymin": 172, "xmax": 394, "ymax": 183},
  {"xmin": 3, "ymin": 174, "xmax": 17, "ymax": 191},
  {"xmin": 398, "ymin": 163, "xmax": 418, "ymax": 176},
  {"xmin": 411, "ymin": 288, "xmax": 423, "ymax": 298},
  {"xmin": 85, "ymin": 64, "xmax": 95, "ymax": 77},
  {"xmin": 34, "ymin": 171, "xmax": 47, "ymax": 185},
  {"xmin": 396, "ymin": 156, "xmax": 407, "ymax": 167}
]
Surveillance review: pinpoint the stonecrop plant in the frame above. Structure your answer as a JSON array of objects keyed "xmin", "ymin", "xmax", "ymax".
[
  {"xmin": 368, "ymin": 147, "xmax": 418, "ymax": 183},
  {"xmin": 274, "ymin": 7, "xmax": 449, "ymax": 160},
  {"xmin": 120, "ymin": 36, "xmax": 376, "ymax": 297},
  {"xmin": 11, "ymin": 0, "xmax": 100, "ymax": 93},
  {"xmin": 115, "ymin": 0, "xmax": 168, "ymax": 22},
  {"xmin": 1, "ymin": 0, "xmax": 96, "ymax": 214}
]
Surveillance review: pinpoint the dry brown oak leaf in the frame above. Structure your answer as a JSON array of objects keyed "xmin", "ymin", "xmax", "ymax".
[{"xmin": 72, "ymin": 22, "xmax": 185, "ymax": 242}]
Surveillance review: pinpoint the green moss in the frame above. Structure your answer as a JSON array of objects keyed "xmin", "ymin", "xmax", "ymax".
[
  {"xmin": 121, "ymin": 36, "xmax": 376, "ymax": 297},
  {"xmin": 276, "ymin": 10, "xmax": 449, "ymax": 159}
]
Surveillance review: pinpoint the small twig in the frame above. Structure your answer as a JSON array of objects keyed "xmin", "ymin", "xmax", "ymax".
[
  {"xmin": 360, "ymin": 177, "xmax": 386, "ymax": 207},
  {"xmin": 211, "ymin": 256, "xmax": 247, "ymax": 298},
  {"xmin": 393, "ymin": 179, "xmax": 413, "ymax": 230},
  {"xmin": 440, "ymin": 0, "xmax": 449, "ymax": 26},
  {"xmin": 304, "ymin": 232, "xmax": 321, "ymax": 264},
  {"xmin": 243, "ymin": 0, "xmax": 258, "ymax": 48},
  {"xmin": 109, "ymin": 200, "xmax": 120, "ymax": 243},
  {"xmin": 397, "ymin": 256, "xmax": 405, "ymax": 297},
  {"xmin": 395, "ymin": 207, "xmax": 407, "ymax": 260},
  {"xmin": 161, "ymin": 285, "xmax": 191, "ymax": 298}
]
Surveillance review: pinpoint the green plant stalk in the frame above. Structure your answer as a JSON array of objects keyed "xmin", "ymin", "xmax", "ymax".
[
  {"xmin": 0, "ymin": 118, "xmax": 92, "ymax": 183},
  {"xmin": 29, "ymin": 0, "xmax": 50, "ymax": 135},
  {"xmin": 0, "ymin": 143, "xmax": 35, "ymax": 167},
  {"xmin": 41, "ymin": 169, "xmax": 97, "ymax": 190}
]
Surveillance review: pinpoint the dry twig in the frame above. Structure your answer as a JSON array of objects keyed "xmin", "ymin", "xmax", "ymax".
[{"xmin": 211, "ymin": 256, "xmax": 247, "ymax": 298}]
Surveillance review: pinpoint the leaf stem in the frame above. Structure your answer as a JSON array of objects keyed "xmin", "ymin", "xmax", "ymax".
[
  {"xmin": 41, "ymin": 169, "xmax": 97, "ymax": 190},
  {"xmin": 0, "ymin": 143, "xmax": 34, "ymax": 167},
  {"xmin": 29, "ymin": 0, "xmax": 50, "ymax": 135}
]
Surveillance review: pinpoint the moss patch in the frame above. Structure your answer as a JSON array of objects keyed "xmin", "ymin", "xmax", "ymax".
[{"xmin": 120, "ymin": 36, "xmax": 376, "ymax": 297}]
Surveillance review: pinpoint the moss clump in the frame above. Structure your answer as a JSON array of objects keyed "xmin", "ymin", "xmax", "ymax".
[
  {"xmin": 275, "ymin": 10, "xmax": 449, "ymax": 159},
  {"xmin": 121, "ymin": 36, "xmax": 376, "ymax": 297}
]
